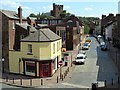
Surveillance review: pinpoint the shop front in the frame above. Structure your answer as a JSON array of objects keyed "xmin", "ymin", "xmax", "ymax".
[{"xmin": 22, "ymin": 58, "xmax": 57, "ymax": 77}]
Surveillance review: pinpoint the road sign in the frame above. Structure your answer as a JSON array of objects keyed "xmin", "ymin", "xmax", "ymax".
[{"xmin": 59, "ymin": 61, "xmax": 62, "ymax": 67}]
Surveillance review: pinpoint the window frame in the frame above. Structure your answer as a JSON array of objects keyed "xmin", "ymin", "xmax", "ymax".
[{"xmin": 27, "ymin": 44, "xmax": 32, "ymax": 55}]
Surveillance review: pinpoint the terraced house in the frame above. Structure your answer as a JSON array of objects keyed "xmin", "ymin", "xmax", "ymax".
[
  {"xmin": 0, "ymin": 6, "xmax": 27, "ymax": 73},
  {"xmin": 9, "ymin": 28, "xmax": 62, "ymax": 77}
]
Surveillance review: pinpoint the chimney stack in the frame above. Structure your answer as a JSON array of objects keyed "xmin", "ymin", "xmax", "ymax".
[
  {"xmin": 18, "ymin": 6, "xmax": 22, "ymax": 23},
  {"xmin": 27, "ymin": 25, "xmax": 30, "ymax": 34}
]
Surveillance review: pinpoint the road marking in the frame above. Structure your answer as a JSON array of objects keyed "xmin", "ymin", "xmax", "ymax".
[{"xmin": 62, "ymin": 82, "xmax": 89, "ymax": 88}]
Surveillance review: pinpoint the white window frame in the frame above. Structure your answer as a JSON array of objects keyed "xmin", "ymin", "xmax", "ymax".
[{"xmin": 28, "ymin": 44, "xmax": 32, "ymax": 54}]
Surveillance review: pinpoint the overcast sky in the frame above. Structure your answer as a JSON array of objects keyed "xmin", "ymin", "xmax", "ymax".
[{"xmin": 0, "ymin": 0, "xmax": 119, "ymax": 18}]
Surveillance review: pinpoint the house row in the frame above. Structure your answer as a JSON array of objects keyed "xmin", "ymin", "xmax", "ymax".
[
  {"xmin": 101, "ymin": 13, "xmax": 120, "ymax": 47},
  {"xmin": 1, "ymin": 5, "xmax": 84, "ymax": 77}
]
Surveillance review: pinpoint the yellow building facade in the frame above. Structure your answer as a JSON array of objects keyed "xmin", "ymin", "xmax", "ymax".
[{"xmin": 9, "ymin": 28, "xmax": 62, "ymax": 77}]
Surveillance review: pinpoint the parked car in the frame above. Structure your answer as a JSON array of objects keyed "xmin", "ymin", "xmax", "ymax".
[
  {"xmin": 100, "ymin": 42, "xmax": 105, "ymax": 47},
  {"xmin": 85, "ymin": 38, "xmax": 91, "ymax": 43},
  {"xmin": 75, "ymin": 54, "xmax": 86, "ymax": 64},
  {"xmin": 101, "ymin": 45, "xmax": 107, "ymax": 51},
  {"xmin": 82, "ymin": 43, "xmax": 89, "ymax": 50},
  {"xmin": 85, "ymin": 42, "xmax": 90, "ymax": 47}
]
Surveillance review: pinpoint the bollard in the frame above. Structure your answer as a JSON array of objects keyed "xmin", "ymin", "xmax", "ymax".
[
  {"xmin": 104, "ymin": 80, "xmax": 106, "ymax": 87},
  {"xmin": 13, "ymin": 78, "xmax": 14, "ymax": 84},
  {"xmin": 118, "ymin": 77, "xmax": 119, "ymax": 84},
  {"xmin": 57, "ymin": 76, "xmax": 58, "ymax": 83},
  {"xmin": 20, "ymin": 78, "xmax": 22, "ymax": 85},
  {"xmin": 66, "ymin": 71, "xmax": 68, "ymax": 75},
  {"xmin": 68, "ymin": 67, "xmax": 69, "ymax": 72},
  {"xmin": 64, "ymin": 73, "xmax": 66, "ymax": 78},
  {"xmin": 111, "ymin": 78, "xmax": 113, "ymax": 85},
  {"xmin": 41, "ymin": 79, "xmax": 43, "ymax": 85},
  {"xmin": 62, "ymin": 74, "xmax": 63, "ymax": 81},
  {"xmin": 30, "ymin": 79, "xmax": 32, "ymax": 86},
  {"xmin": 6, "ymin": 76, "xmax": 8, "ymax": 82}
]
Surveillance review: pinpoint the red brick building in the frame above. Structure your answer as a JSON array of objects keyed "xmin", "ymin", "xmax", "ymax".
[
  {"xmin": 36, "ymin": 15, "xmax": 84, "ymax": 51},
  {"xmin": 0, "ymin": 6, "xmax": 27, "ymax": 72}
]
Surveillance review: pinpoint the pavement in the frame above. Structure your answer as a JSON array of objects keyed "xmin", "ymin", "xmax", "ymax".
[
  {"xmin": 1, "ymin": 42, "xmax": 83, "ymax": 88},
  {"xmin": 100, "ymin": 39, "xmax": 120, "ymax": 89}
]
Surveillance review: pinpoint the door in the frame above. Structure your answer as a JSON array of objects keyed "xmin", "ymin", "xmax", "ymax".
[{"xmin": 42, "ymin": 63, "xmax": 49, "ymax": 77}]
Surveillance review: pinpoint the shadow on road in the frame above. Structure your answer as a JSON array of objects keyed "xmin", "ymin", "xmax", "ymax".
[{"xmin": 96, "ymin": 40, "xmax": 118, "ymax": 86}]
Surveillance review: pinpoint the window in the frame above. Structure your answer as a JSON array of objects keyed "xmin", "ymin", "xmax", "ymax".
[
  {"xmin": 59, "ymin": 41, "xmax": 61, "ymax": 50},
  {"xmin": 28, "ymin": 44, "xmax": 32, "ymax": 54},
  {"xmin": 26, "ymin": 62, "xmax": 35, "ymax": 73},
  {"xmin": 57, "ymin": 42, "xmax": 58, "ymax": 51},
  {"xmin": 53, "ymin": 43, "xmax": 55, "ymax": 54}
]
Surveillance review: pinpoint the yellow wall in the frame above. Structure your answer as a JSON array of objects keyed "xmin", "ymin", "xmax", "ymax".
[
  {"xmin": 9, "ymin": 51, "xmax": 23, "ymax": 74},
  {"xmin": 9, "ymin": 39, "xmax": 62, "ymax": 74},
  {"xmin": 51, "ymin": 39, "xmax": 62, "ymax": 61}
]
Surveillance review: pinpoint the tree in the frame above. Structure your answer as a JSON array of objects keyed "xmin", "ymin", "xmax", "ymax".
[
  {"xmin": 29, "ymin": 13, "xmax": 36, "ymax": 17},
  {"xmin": 60, "ymin": 10, "xmax": 71, "ymax": 19}
]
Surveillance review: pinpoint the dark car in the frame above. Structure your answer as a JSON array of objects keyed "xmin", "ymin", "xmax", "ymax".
[{"xmin": 101, "ymin": 45, "xmax": 107, "ymax": 51}]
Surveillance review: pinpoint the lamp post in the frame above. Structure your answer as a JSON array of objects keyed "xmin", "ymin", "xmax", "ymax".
[{"xmin": 2, "ymin": 58, "xmax": 5, "ymax": 73}]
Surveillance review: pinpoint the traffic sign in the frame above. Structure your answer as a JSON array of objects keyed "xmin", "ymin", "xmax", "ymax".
[{"xmin": 59, "ymin": 61, "xmax": 62, "ymax": 66}]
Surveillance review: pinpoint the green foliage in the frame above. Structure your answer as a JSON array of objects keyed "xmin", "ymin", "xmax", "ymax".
[
  {"xmin": 78, "ymin": 16, "xmax": 100, "ymax": 34},
  {"xmin": 60, "ymin": 10, "xmax": 71, "ymax": 19},
  {"xmin": 84, "ymin": 24, "xmax": 90, "ymax": 34},
  {"xmin": 29, "ymin": 13, "xmax": 36, "ymax": 17}
]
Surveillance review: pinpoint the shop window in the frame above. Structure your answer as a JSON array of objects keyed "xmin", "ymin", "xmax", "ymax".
[
  {"xmin": 26, "ymin": 62, "xmax": 35, "ymax": 73},
  {"xmin": 28, "ymin": 44, "xmax": 32, "ymax": 54}
]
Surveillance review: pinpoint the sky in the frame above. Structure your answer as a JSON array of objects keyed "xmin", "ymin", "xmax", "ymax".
[{"xmin": 0, "ymin": 0, "xmax": 120, "ymax": 19}]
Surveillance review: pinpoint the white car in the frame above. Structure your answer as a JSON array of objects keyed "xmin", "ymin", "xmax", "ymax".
[
  {"xmin": 75, "ymin": 54, "xmax": 86, "ymax": 64},
  {"xmin": 82, "ymin": 43, "xmax": 89, "ymax": 50},
  {"xmin": 100, "ymin": 42, "xmax": 105, "ymax": 47}
]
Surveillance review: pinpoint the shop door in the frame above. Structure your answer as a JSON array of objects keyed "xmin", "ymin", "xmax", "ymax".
[{"xmin": 42, "ymin": 63, "xmax": 49, "ymax": 77}]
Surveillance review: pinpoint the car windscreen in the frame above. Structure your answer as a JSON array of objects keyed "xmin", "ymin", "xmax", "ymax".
[
  {"xmin": 77, "ymin": 57, "xmax": 83, "ymax": 59},
  {"xmin": 84, "ymin": 43, "xmax": 88, "ymax": 46}
]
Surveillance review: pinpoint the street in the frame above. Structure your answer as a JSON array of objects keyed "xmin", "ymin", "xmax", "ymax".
[
  {"xmin": 64, "ymin": 36, "xmax": 118, "ymax": 88},
  {"xmin": 0, "ymin": 36, "xmax": 119, "ymax": 89}
]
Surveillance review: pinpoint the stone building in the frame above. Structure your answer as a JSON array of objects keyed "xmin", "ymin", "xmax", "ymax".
[{"xmin": 51, "ymin": 3, "xmax": 63, "ymax": 18}]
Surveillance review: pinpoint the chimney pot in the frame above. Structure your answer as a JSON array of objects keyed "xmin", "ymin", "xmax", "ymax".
[{"xmin": 18, "ymin": 6, "xmax": 22, "ymax": 23}]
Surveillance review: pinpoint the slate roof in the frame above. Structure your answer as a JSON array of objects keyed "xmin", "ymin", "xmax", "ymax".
[
  {"xmin": 0, "ymin": 9, "xmax": 26, "ymax": 19},
  {"xmin": 16, "ymin": 23, "xmax": 37, "ymax": 32},
  {"xmin": 21, "ymin": 28, "xmax": 61, "ymax": 42}
]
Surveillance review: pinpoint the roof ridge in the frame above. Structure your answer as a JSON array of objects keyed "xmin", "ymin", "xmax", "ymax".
[{"xmin": 39, "ymin": 29, "xmax": 52, "ymax": 41}]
